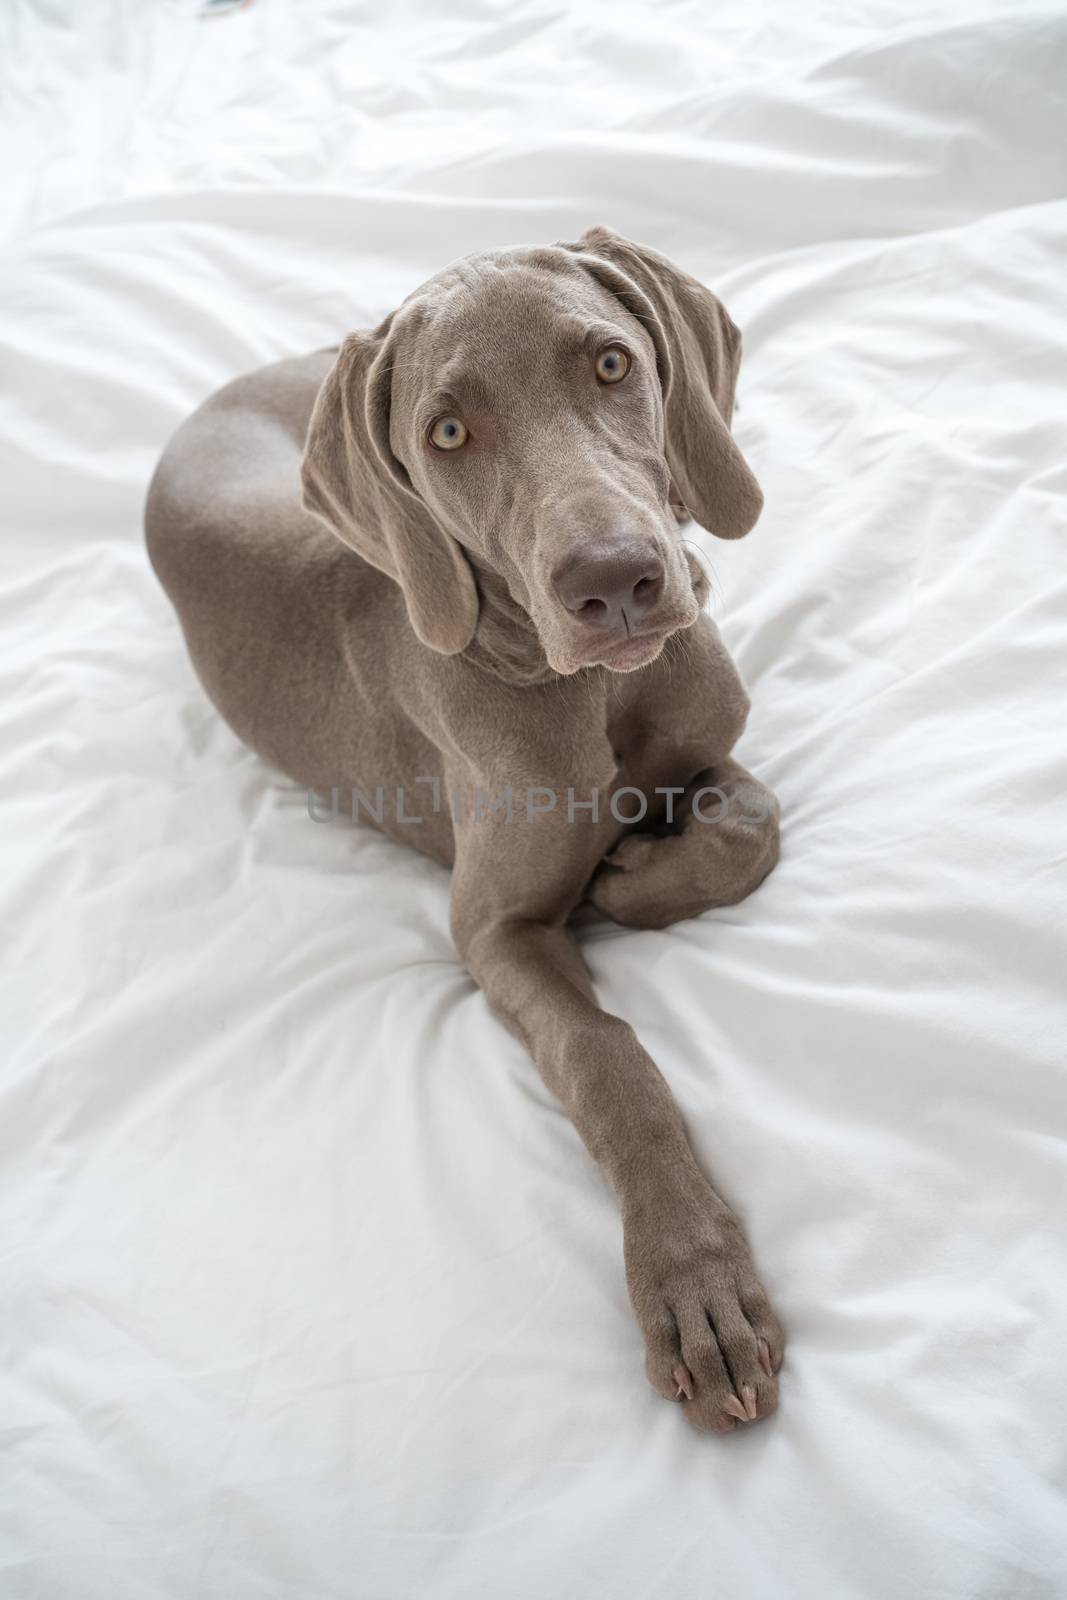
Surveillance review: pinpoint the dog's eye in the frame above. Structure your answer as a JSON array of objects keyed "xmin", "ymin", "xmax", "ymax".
[
  {"xmin": 429, "ymin": 415, "xmax": 468, "ymax": 451},
  {"xmin": 595, "ymin": 346, "xmax": 631, "ymax": 385}
]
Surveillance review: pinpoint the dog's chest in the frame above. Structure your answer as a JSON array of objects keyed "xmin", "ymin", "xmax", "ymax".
[
  {"xmin": 606, "ymin": 711, "xmax": 711, "ymax": 796},
  {"xmin": 602, "ymin": 623, "xmax": 751, "ymax": 795}
]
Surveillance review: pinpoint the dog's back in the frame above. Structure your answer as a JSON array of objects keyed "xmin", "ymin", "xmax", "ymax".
[{"xmin": 145, "ymin": 352, "xmax": 401, "ymax": 787}]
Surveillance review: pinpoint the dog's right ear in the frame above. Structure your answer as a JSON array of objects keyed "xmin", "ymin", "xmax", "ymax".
[
  {"xmin": 564, "ymin": 226, "xmax": 763, "ymax": 542},
  {"xmin": 301, "ymin": 328, "xmax": 479, "ymax": 655}
]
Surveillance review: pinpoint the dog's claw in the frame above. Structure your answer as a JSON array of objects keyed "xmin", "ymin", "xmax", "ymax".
[
  {"xmin": 757, "ymin": 1338, "xmax": 773, "ymax": 1377},
  {"xmin": 741, "ymin": 1383, "xmax": 758, "ymax": 1421},
  {"xmin": 723, "ymin": 1393, "xmax": 748, "ymax": 1423},
  {"xmin": 672, "ymin": 1362, "xmax": 694, "ymax": 1401}
]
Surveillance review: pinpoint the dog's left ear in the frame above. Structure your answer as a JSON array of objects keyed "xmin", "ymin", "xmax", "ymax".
[
  {"xmin": 563, "ymin": 225, "xmax": 763, "ymax": 540},
  {"xmin": 301, "ymin": 323, "xmax": 479, "ymax": 655}
]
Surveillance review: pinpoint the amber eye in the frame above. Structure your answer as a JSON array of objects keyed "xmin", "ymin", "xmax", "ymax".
[
  {"xmin": 595, "ymin": 346, "xmax": 631, "ymax": 384},
  {"xmin": 429, "ymin": 415, "xmax": 468, "ymax": 451}
]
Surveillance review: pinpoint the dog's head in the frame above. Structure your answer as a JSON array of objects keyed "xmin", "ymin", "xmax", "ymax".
[{"xmin": 301, "ymin": 226, "xmax": 762, "ymax": 675}]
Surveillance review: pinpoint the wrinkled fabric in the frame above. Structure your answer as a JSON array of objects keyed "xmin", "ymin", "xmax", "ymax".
[{"xmin": 1, "ymin": 3, "xmax": 1065, "ymax": 1598}]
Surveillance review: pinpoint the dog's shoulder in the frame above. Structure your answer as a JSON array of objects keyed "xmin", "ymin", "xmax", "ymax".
[{"xmin": 391, "ymin": 650, "xmax": 616, "ymax": 790}]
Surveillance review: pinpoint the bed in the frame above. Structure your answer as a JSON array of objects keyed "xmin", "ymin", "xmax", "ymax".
[{"xmin": 2, "ymin": 3, "xmax": 1065, "ymax": 1595}]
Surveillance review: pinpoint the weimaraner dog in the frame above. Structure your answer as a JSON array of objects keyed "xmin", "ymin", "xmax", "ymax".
[{"xmin": 146, "ymin": 225, "xmax": 784, "ymax": 1434}]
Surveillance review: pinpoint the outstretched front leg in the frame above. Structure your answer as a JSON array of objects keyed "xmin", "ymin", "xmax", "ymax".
[
  {"xmin": 448, "ymin": 749, "xmax": 784, "ymax": 1434},
  {"xmin": 589, "ymin": 757, "xmax": 780, "ymax": 930}
]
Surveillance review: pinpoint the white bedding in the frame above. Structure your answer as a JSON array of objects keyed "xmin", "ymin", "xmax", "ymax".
[{"xmin": 2, "ymin": 3, "xmax": 1066, "ymax": 1596}]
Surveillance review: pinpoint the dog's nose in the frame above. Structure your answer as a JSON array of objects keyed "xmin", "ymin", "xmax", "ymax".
[{"xmin": 553, "ymin": 545, "xmax": 665, "ymax": 629}]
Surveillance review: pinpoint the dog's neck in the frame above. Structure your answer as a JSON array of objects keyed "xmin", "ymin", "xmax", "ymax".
[{"xmin": 462, "ymin": 560, "xmax": 560, "ymax": 686}]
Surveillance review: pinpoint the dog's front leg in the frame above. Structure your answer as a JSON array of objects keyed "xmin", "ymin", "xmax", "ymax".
[
  {"xmin": 589, "ymin": 757, "xmax": 780, "ymax": 930},
  {"xmin": 449, "ymin": 796, "xmax": 784, "ymax": 1433}
]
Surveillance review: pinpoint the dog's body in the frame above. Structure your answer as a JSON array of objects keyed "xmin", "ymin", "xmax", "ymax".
[{"xmin": 146, "ymin": 228, "xmax": 785, "ymax": 1433}]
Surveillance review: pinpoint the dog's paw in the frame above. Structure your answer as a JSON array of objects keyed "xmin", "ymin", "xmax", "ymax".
[
  {"xmin": 624, "ymin": 1192, "xmax": 784, "ymax": 1434},
  {"xmin": 589, "ymin": 768, "xmax": 780, "ymax": 930},
  {"xmin": 589, "ymin": 834, "xmax": 684, "ymax": 929}
]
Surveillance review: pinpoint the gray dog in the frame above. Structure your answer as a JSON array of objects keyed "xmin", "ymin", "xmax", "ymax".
[{"xmin": 146, "ymin": 225, "xmax": 785, "ymax": 1434}]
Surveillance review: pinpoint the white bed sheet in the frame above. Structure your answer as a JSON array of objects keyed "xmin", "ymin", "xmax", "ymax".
[{"xmin": 2, "ymin": 3, "xmax": 1065, "ymax": 1596}]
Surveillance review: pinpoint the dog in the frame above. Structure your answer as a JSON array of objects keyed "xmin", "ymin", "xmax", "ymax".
[{"xmin": 145, "ymin": 225, "xmax": 785, "ymax": 1433}]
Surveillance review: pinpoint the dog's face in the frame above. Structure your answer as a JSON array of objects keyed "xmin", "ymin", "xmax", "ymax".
[
  {"xmin": 302, "ymin": 229, "xmax": 763, "ymax": 672},
  {"xmin": 386, "ymin": 253, "xmax": 698, "ymax": 674}
]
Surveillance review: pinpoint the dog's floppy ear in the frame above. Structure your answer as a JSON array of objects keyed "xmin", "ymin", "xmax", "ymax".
[
  {"xmin": 301, "ymin": 326, "xmax": 479, "ymax": 654},
  {"xmin": 564, "ymin": 225, "xmax": 763, "ymax": 540}
]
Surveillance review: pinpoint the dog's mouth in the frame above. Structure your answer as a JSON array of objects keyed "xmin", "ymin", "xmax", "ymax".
[
  {"xmin": 587, "ymin": 630, "xmax": 667, "ymax": 672},
  {"xmin": 572, "ymin": 605, "xmax": 698, "ymax": 673}
]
